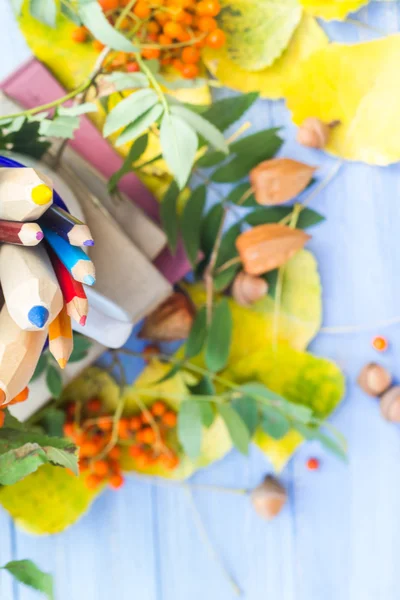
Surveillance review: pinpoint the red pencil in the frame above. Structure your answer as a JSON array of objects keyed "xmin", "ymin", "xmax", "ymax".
[{"xmin": 47, "ymin": 247, "xmax": 88, "ymax": 326}]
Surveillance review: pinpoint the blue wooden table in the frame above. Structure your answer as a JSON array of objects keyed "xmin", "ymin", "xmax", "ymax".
[{"xmin": 2, "ymin": 2, "xmax": 400, "ymax": 598}]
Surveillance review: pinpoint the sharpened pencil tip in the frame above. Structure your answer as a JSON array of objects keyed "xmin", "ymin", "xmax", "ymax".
[
  {"xmin": 28, "ymin": 306, "xmax": 49, "ymax": 328},
  {"xmin": 36, "ymin": 232, "xmax": 44, "ymax": 241},
  {"xmin": 83, "ymin": 240, "xmax": 95, "ymax": 247},
  {"xmin": 83, "ymin": 275, "xmax": 95, "ymax": 286},
  {"xmin": 31, "ymin": 183, "xmax": 52, "ymax": 206},
  {"xmin": 57, "ymin": 358, "xmax": 67, "ymax": 370},
  {"xmin": 79, "ymin": 315, "xmax": 87, "ymax": 326}
]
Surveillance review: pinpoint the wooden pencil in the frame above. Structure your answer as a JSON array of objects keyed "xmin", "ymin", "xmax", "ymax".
[
  {"xmin": 0, "ymin": 220, "xmax": 44, "ymax": 246},
  {"xmin": 6, "ymin": 387, "xmax": 29, "ymax": 407},
  {"xmin": 43, "ymin": 226, "xmax": 96, "ymax": 285},
  {"xmin": 0, "ymin": 243, "xmax": 63, "ymax": 331},
  {"xmin": 0, "ymin": 304, "xmax": 47, "ymax": 404},
  {"xmin": 39, "ymin": 205, "xmax": 94, "ymax": 247},
  {"xmin": 49, "ymin": 304, "xmax": 73, "ymax": 369},
  {"xmin": 48, "ymin": 248, "xmax": 88, "ymax": 326},
  {"xmin": 0, "ymin": 167, "xmax": 53, "ymax": 221}
]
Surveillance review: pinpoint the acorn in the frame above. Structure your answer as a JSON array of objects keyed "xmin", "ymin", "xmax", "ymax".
[
  {"xmin": 380, "ymin": 386, "xmax": 400, "ymax": 423},
  {"xmin": 297, "ymin": 118, "xmax": 332, "ymax": 149},
  {"xmin": 251, "ymin": 475, "xmax": 287, "ymax": 520},
  {"xmin": 231, "ymin": 271, "xmax": 268, "ymax": 307},
  {"xmin": 357, "ymin": 363, "xmax": 392, "ymax": 397}
]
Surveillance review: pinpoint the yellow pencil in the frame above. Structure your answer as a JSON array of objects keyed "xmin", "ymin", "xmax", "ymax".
[
  {"xmin": 0, "ymin": 167, "xmax": 53, "ymax": 221},
  {"xmin": 49, "ymin": 304, "xmax": 73, "ymax": 369}
]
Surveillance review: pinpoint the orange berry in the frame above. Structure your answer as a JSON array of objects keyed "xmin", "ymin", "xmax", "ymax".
[
  {"xmin": 109, "ymin": 473, "xmax": 125, "ymax": 489},
  {"xmin": 141, "ymin": 410, "xmax": 153, "ymax": 424},
  {"xmin": 164, "ymin": 21, "xmax": 185, "ymax": 39},
  {"xmin": 181, "ymin": 63, "xmax": 199, "ymax": 78},
  {"xmin": 159, "ymin": 452, "xmax": 179, "ymax": 470},
  {"xmin": 108, "ymin": 445, "xmax": 121, "ymax": 460},
  {"xmin": 206, "ymin": 28, "xmax": 225, "ymax": 48},
  {"xmin": 79, "ymin": 458, "xmax": 89, "ymax": 472},
  {"xmin": 372, "ymin": 336, "xmax": 388, "ymax": 352},
  {"xmin": 87, "ymin": 398, "xmax": 102, "ymax": 413},
  {"xmin": 161, "ymin": 56, "xmax": 172, "ymax": 65},
  {"xmin": 63, "ymin": 422, "xmax": 75, "ymax": 438},
  {"xmin": 158, "ymin": 33, "xmax": 173, "ymax": 46},
  {"xmin": 162, "ymin": 410, "xmax": 177, "ymax": 427},
  {"xmin": 135, "ymin": 452, "xmax": 152, "ymax": 469},
  {"xmin": 142, "ymin": 344, "xmax": 160, "ymax": 363},
  {"xmin": 181, "ymin": 46, "xmax": 200, "ymax": 64},
  {"xmin": 177, "ymin": 29, "xmax": 191, "ymax": 42},
  {"xmin": 142, "ymin": 48, "xmax": 161, "ymax": 59},
  {"xmin": 137, "ymin": 427, "xmax": 156, "ymax": 444},
  {"xmin": 66, "ymin": 402, "xmax": 77, "ymax": 418},
  {"xmin": 97, "ymin": 417, "xmax": 112, "ymax": 431},
  {"xmin": 182, "ymin": 12, "xmax": 193, "ymax": 25},
  {"xmin": 0, "ymin": 411, "xmax": 5, "ymax": 429},
  {"xmin": 80, "ymin": 440, "xmax": 99, "ymax": 458},
  {"xmin": 154, "ymin": 10, "xmax": 169, "ymax": 25},
  {"xmin": 148, "ymin": 20, "xmax": 161, "ymax": 34},
  {"xmin": 151, "ymin": 401, "xmax": 167, "ymax": 417},
  {"xmin": 129, "ymin": 444, "xmax": 143, "ymax": 458},
  {"xmin": 93, "ymin": 40, "xmax": 106, "ymax": 52},
  {"xmin": 71, "ymin": 26, "xmax": 88, "ymax": 43},
  {"xmin": 119, "ymin": 17, "xmax": 132, "ymax": 30},
  {"xmin": 118, "ymin": 418, "xmax": 131, "ymax": 439},
  {"xmin": 134, "ymin": 1, "xmax": 151, "ymax": 18},
  {"xmin": 99, "ymin": 0, "xmax": 120, "ymax": 9},
  {"xmin": 85, "ymin": 473, "xmax": 103, "ymax": 490},
  {"xmin": 92, "ymin": 459, "xmax": 109, "ymax": 477},
  {"xmin": 126, "ymin": 61, "xmax": 140, "ymax": 72},
  {"xmin": 197, "ymin": 16, "xmax": 217, "ymax": 32},
  {"xmin": 306, "ymin": 457, "xmax": 320, "ymax": 471},
  {"xmin": 196, "ymin": 0, "xmax": 220, "ymax": 16},
  {"xmin": 172, "ymin": 58, "xmax": 184, "ymax": 71},
  {"xmin": 129, "ymin": 416, "xmax": 142, "ymax": 431}
]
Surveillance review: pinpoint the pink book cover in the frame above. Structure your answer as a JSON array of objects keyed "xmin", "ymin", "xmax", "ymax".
[{"xmin": 0, "ymin": 58, "xmax": 190, "ymax": 283}]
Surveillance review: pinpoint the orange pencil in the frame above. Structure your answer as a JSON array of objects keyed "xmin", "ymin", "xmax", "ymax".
[{"xmin": 49, "ymin": 305, "xmax": 73, "ymax": 369}]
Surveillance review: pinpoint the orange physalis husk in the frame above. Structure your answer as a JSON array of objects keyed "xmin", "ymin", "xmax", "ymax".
[{"xmin": 250, "ymin": 158, "xmax": 316, "ymax": 206}]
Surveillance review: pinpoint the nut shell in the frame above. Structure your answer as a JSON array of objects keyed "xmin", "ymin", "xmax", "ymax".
[
  {"xmin": 139, "ymin": 292, "xmax": 195, "ymax": 342},
  {"xmin": 231, "ymin": 272, "xmax": 268, "ymax": 307},
  {"xmin": 250, "ymin": 158, "xmax": 315, "ymax": 206},
  {"xmin": 357, "ymin": 363, "xmax": 392, "ymax": 397},
  {"xmin": 380, "ymin": 386, "xmax": 400, "ymax": 423},
  {"xmin": 251, "ymin": 475, "xmax": 287, "ymax": 520},
  {"xmin": 297, "ymin": 117, "xmax": 331, "ymax": 149}
]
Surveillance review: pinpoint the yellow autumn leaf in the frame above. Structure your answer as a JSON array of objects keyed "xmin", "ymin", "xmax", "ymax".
[
  {"xmin": 203, "ymin": 15, "xmax": 329, "ymax": 99},
  {"xmin": 61, "ymin": 367, "xmax": 120, "ymax": 415},
  {"xmin": 284, "ymin": 35, "xmax": 400, "ymax": 164},
  {"xmin": 300, "ymin": 0, "xmax": 368, "ymax": 19}
]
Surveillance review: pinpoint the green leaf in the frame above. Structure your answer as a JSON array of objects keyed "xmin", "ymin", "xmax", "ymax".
[
  {"xmin": 0, "ymin": 121, "xmax": 50, "ymax": 159},
  {"xmin": 160, "ymin": 113, "xmax": 198, "ymax": 189},
  {"xmin": 211, "ymin": 128, "xmax": 282, "ymax": 183},
  {"xmin": 200, "ymin": 203, "xmax": 224, "ymax": 258},
  {"xmin": 78, "ymin": 0, "xmax": 138, "ymax": 52},
  {"xmin": 39, "ymin": 408, "xmax": 66, "ymax": 438},
  {"xmin": 201, "ymin": 92, "xmax": 259, "ymax": 132},
  {"xmin": 239, "ymin": 381, "xmax": 313, "ymax": 424},
  {"xmin": 213, "ymin": 264, "xmax": 240, "ymax": 292},
  {"xmin": 68, "ymin": 350, "xmax": 89, "ymax": 363},
  {"xmin": 72, "ymin": 333, "xmax": 92, "ymax": 354},
  {"xmin": 2, "ymin": 560, "xmax": 54, "ymax": 600},
  {"xmin": 103, "ymin": 71, "xmax": 149, "ymax": 91},
  {"xmin": 58, "ymin": 102, "xmax": 97, "ymax": 116},
  {"xmin": 158, "ymin": 75, "xmax": 207, "ymax": 90},
  {"xmin": 264, "ymin": 269, "xmax": 278, "ymax": 299},
  {"xmin": 227, "ymin": 183, "xmax": 256, "ymax": 207},
  {"xmin": 295, "ymin": 424, "xmax": 347, "ymax": 461},
  {"xmin": 198, "ymin": 401, "xmax": 215, "ymax": 428},
  {"xmin": 11, "ymin": 0, "xmax": 24, "ymax": 15},
  {"xmin": 181, "ymin": 185, "xmax": 206, "ymax": 266},
  {"xmin": 60, "ymin": 2, "xmax": 82, "ymax": 25},
  {"xmin": 108, "ymin": 134, "xmax": 148, "ymax": 193},
  {"xmin": 246, "ymin": 207, "xmax": 325, "ymax": 229},
  {"xmin": 160, "ymin": 181, "xmax": 179, "ymax": 254},
  {"xmin": 185, "ymin": 307, "xmax": 207, "ymax": 359},
  {"xmin": 0, "ymin": 428, "xmax": 78, "ymax": 485},
  {"xmin": 155, "ymin": 363, "xmax": 182, "ymax": 384},
  {"xmin": 215, "ymin": 222, "xmax": 241, "ymax": 269},
  {"xmin": 205, "ymin": 299, "xmax": 232, "ymax": 372},
  {"xmin": 189, "ymin": 375, "xmax": 216, "ymax": 396},
  {"xmin": 196, "ymin": 150, "xmax": 226, "ymax": 168},
  {"xmin": 30, "ymin": 353, "xmax": 48, "ymax": 382},
  {"xmin": 178, "ymin": 400, "xmax": 203, "ymax": 459},
  {"xmin": 231, "ymin": 395, "xmax": 259, "ymax": 436},
  {"xmin": 104, "ymin": 89, "xmax": 159, "ymax": 137},
  {"xmin": 29, "ymin": 0, "xmax": 56, "ymax": 27},
  {"xmin": 218, "ymin": 0, "xmax": 301, "ymax": 71},
  {"xmin": 46, "ymin": 365, "xmax": 63, "ymax": 399},
  {"xmin": 39, "ymin": 115, "xmax": 80, "ymax": 139},
  {"xmin": 116, "ymin": 104, "xmax": 164, "ymax": 147},
  {"xmin": 260, "ymin": 406, "xmax": 291, "ymax": 440},
  {"xmin": 170, "ymin": 105, "xmax": 228, "ymax": 153},
  {"xmin": 218, "ymin": 404, "xmax": 250, "ymax": 455}
]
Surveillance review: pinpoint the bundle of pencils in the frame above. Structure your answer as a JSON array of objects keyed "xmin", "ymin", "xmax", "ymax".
[{"xmin": 0, "ymin": 157, "xmax": 95, "ymax": 407}]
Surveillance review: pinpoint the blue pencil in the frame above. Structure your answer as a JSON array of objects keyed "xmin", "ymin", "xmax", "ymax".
[
  {"xmin": 43, "ymin": 226, "xmax": 96, "ymax": 286},
  {"xmin": 40, "ymin": 205, "xmax": 94, "ymax": 247}
]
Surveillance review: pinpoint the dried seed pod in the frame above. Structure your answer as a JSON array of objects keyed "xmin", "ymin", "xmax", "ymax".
[
  {"xmin": 297, "ymin": 117, "xmax": 331, "ymax": 149},
  {"xmin": 357, "ymin": 363, "xmax": 392, "ymax": 397},
  {"xmin": 249, "ymin": 158, "xmax": 316, "ymax": 206},
  {"xmin": 236, "ymin": 223, "xmax": 310, "ymax": 276},
  {"xmin": 380, "ymin": 386, "xmax": 400, "ymax": 423},
  {"xmin": 231, "ymin": 271, "xmax": 268, "ymax": 307},
  {"xmin": 251, "ymin": 475, "xmax": 287, "ymax": 520},
  {"xmin": 139, "ymin": 292, "xmax": 195, "ymax": 342}
]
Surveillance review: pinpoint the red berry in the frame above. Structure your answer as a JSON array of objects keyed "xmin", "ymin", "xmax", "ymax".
[
  {"xmin": 372, "ymin": 336, "xmax": 388, "ymax": 352},
  {"xmin": 306, "ymin": 457, "xmax": 320, "ymax": 471}
]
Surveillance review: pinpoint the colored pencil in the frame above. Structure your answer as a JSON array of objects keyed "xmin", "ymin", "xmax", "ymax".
[
  {"xmin": 0, "ymin": 167, "xmax": 53, "ymax": 221},
  {"xmin": 0, "ymin": 244, "xmax": 63, "ymax": 331},
  {"xmin": 0, "ymin": 304, "xmax": 47, "ymax": 404},
  {"xmin": 6, "ymin": 387, "xmax": 29, "ymax": 407},
  {"xmin": 42, "ymin": 225, "xmax": 96, "ymax": 285},
  {"xmin": 49, "ymin": 304, "xmax": 73, "ymax": 369},
  {"xmin": 48, "ymin": 248, "xmax": 88, "ymax": 326},
  {"xmin": 39, "ymin": 205, "xmax": 94, "ymax": 247},
  {"xmin": 0, "ymin": 220, "xmax": 44, "ymax": 246}
]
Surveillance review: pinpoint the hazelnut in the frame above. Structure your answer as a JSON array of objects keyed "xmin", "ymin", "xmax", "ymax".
[
  {"xmin": 357, "ymin": 363, "xmax": 392, "ymax": 397},
  {"xmin": 139, "ymin": 292, "xmax": 195, "ymax": 342},
  {"xmin": 251, "ymin": 475, "xmax": 287, "ymax": 520},
  {"xmin": 231, "ymin": 271, "xmax": 268, "ymax": 307},
  {"xmin": 380, "ymin": 386, "xmax": 400, "ymax": 423}
]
